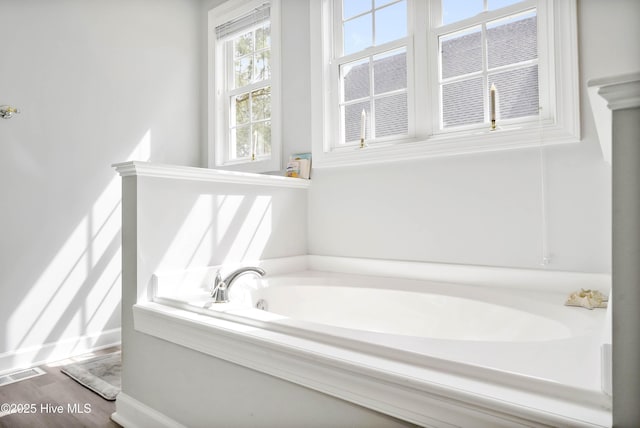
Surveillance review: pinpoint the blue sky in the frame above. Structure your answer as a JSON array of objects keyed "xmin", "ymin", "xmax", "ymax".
[{"xmin": 343, "ymin": 0, "xmax": 524, "ymax": 54}]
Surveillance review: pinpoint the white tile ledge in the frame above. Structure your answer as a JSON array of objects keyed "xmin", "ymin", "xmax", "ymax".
[{"xmin": 112, "ymin": 161, "xmax": 310, "ymax": 189}]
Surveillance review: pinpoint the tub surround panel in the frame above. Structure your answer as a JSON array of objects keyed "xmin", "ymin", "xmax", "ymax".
[
  {"xmin": 132, "ymin": 298, "xmax": 609, "ymax": 427},
  {"xmin": 307, "ymin": 147, "xmax": 611, "ymax": 273},
  {"xmin": 115, "ymin": 328, "xmax": 414, "ymax": 428},
  {"xmin": 142, "ymin": 255, "xmax": 611, "ymax": 427}
]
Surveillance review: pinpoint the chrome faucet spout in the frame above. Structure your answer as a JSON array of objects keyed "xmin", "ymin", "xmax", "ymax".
[{"xmin": 211, "ymin": 266, "xmax": 265, "ymax": 303}]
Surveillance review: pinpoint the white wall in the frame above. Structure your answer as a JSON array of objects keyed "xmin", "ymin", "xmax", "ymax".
[
  {"xmin": 0, "ymin": 0, "xmax": 201, "ymax": 372},
  {"xmin": 306, "ymin": 0, "xmax": 640, "ymax": 274},
  {"xmin": 118, "ymin": 173, "xmax": 412, "ymax": 427}
]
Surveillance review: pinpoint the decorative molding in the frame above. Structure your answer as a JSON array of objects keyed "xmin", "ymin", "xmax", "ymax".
[
  {"xmin": 587, "ymin": 71, "xmax": 640, "ymax": 164},
  {"xmin": 589, "ymin": 72, "xmax": 640, "ymax": 111},
  {"xmin": 112, "ymin": 393, "xmax": 186, "ymax": 428},
  {"xmin": 112, "ymin": 161, "xmax": 310, "ymax": 189},
  {"xmin": 133, "ymin": 302, "xmax": 611, "ymax": 427}
]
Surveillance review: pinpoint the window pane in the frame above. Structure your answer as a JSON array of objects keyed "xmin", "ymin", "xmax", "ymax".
[
  {"xmin": 343, "ymin": 0, "xmax": 371, "ymax": 20},
  {"xmin": 344, "ymin": 13, "xmax": 372, "ymax": 55},
  {"xmin": 233, "ymin": 93, "xmax": 250, "ymax": 125},
  {"xmin": 251, "ymin": 87, "xmax": 271, "ymax": 121},
  {"xmin": 442, "ymin": 0, "xmax": 483, "ymax": 25},
  {"xmin": 344, "ymin": 101, "xmax": 371, "ymax": 142},
  {"xmin": 442, "ymin": 77, "xmax": 484, "ymax": 128},
  {"xmin": 487, "ymin": 11, "xmax": 537, "ymax": 69},
  {"xmin": 255, "ymin": 25, "xmax": 271, "ymax": 50},
  {"xmin": 489, "ymin": 0, "xmax": 524, "ymax": 11},
  {"xmin": 253, "ymin": 121, "xmax": 271, "ymax": 156},
  {"xmin": 232, "ymin": 125, "xmax": 251, "ymax": 159},
  {"xmin": 375, "ymin": 93, "xmax": 408, "ymax": 137},
  {"xmin": 373, "ymin": 48, "xmax": 406, "ymax": 95},
  {"xmin": 375, "ymin": 0, "xmax": 395, "ymax": 7},
  {"xmin": 440, "ymin": 27, "xmax": 482, "ymax": 79},
  {"xmin": 233, "ymin": 32, "xmax": 253, "ymax": 58},
  {"xmin": 253, "ymin": 50, "xmax": 271, "ymax": 82},
  {"xmin": 234, "ymin": 56, "xmax": 252, "ymax": 88},
  {"xmin": 489, "ymin": 66, "xmax": 539, "ymax": 120},
  {"xmin": 342, "ymin": 58, "xmax": 370, "ymax": 102},
  {"xmin": 375, "ymin": 1, "xmax": 406, "ymax": 45}
]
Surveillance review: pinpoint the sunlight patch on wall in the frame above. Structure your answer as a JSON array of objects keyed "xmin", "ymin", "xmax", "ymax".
[
  {"xmin": 8, "ymin": 216, "xmax": 91, "ymax": 349},
  {"xmin": 128, "ymin": 129, "xmax": 152, "ymax": 161},
  {"xmin": 5, "ymin": 132, "xmax": 151, "ymax": 365},
  {"xmin": 159, "ymin": 195, "xmax": 215, "ymax": 269},
  {"xmin": 84, "ymin": 247, "xmax": 121, "ymax": 334},
  {"xmin": 91, "ymin": 177, "xmax": 121, "ymax": 269},
  {"xmin": 223, "ymin": 196, "xmax": 272, "ymax": 264},
  {"xmin": 216, "ymin": 195, "xmax": 244, "ymax": 245}
]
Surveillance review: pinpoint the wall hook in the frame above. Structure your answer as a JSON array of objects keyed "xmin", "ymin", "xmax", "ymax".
[{"xmin": 0, "ymin": 105, "xmax": 20, "ymax": 119}]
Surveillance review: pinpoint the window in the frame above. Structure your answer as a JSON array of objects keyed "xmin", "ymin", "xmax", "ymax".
[
  {"xmin": 209, "ymin": 0, "xmax": 281, "ymax": 173},
  {"xmin": 433, "ymin": 1, "xmax": 540, "ymax": 131},
  {"xmin": 334, "ymin": 0, "xmax": 411, "ymax": 145},
  {"xmin": 310, "ymin": 0, "xmax": 579, "ymax": 167}
]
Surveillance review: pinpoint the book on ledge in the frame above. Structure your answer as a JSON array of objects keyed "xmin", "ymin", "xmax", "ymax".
[{"xmin": 286, "ymin": 152, "xmax": 311, "ymax": 179}]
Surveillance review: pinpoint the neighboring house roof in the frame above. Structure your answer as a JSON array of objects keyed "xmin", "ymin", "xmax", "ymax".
[
  {"xmin": 342, "ymin": 15, "xmax": 539, "ymax": 138},
  {"xmin": 343, "ymin": 51, "xmax": 408, "ymax": 141},
  {"xmin": 442, "ymin": 16, "xmax": 539, "ymax": 127}
]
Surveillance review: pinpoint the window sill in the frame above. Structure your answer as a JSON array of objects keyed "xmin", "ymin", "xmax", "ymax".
[{"xmin": 313, "ymin": 121, "xmax": 580, "ymax": 168}]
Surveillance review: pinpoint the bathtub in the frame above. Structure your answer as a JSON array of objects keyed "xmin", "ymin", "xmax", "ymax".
[{"xmin": 139, "ymin": 255, "xmax": 611, "ymax": 427}]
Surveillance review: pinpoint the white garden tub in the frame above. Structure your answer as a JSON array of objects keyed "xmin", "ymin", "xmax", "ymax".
[{"xmin": 140, "ymin": 256, "xmax": 612, "ymax": 427}]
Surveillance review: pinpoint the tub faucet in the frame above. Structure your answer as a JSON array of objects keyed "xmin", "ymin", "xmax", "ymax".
[{"xmin": 211, "ymin": 266, "xmax": 265, "ymax": 303}]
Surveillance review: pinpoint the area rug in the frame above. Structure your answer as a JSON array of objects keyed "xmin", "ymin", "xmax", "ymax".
[{"xmin": 61, "ymin": 352, "xmax": 121, "ymax": 400}]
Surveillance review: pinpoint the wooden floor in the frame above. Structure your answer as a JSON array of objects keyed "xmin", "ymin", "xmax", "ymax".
[{"xmin": 0, "ymin": 347, "xmax": 122, "ymax": 428}]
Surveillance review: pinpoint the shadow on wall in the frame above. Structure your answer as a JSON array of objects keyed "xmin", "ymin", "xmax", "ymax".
[
  {"xmin": 134, "ymin": 169, "xmax": 307, "ymax": 293},
  {"xmin": 158, "ymin": 193, "xmax": 274, "ymax": 270},
  {"xmin": 1, "ymin": 131, "xmax": 152, "ymax": 372}
]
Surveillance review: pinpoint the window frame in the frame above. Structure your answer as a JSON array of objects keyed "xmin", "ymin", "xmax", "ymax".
[
  {"xmin": 331, "ymin": 0, "xmax": 415, "ymax": 148},
  {"xmin": 428, "ymin": 0, "xmax": 547, "ymax": 135},
  {"xmin": 310, "ymin": 0, "xmax": 579, "ymax": 168},
  {"xmin": 208, "ymin": 0, "xmax": 282, "ymax": 173}
]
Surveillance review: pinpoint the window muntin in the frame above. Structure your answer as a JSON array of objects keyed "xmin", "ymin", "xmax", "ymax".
[
  {"xmin": 226, "ymin": 20, "xmax": 272, "ymax": 161},
  {"xmin": 312, "ymin": 0, "xmax": 579, "ymax": 167},
  {"xmin": 335, "ymin": 0, "xmax": 410, "ymax": 146},
  {"xmin": 441, "ymin": 0, "xmax": 525, "ymax": 25},
  {"xmin": 209, "ymin": 0, "xmax": 280, "ymax": 172},
  {"xmin": 341, "ymin": 0, "xmax": 407, "ymax": 55},
  {"xmin": 437, "ymin": 7, "xmax": 539, "ymax": 130}
]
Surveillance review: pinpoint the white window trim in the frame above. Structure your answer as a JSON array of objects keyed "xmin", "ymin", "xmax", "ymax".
[
  {"xmin": 331, "ymin": 1, "xmax": 415, "ymax": 147},
  {"xmin": 310, "ymin": 0, "xmax": 579, "ymax": 168},
  {"xmin": 208, "ymin": 0, "xmax": 282, "ymax": 173}
]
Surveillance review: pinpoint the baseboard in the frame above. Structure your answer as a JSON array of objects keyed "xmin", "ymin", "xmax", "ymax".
[
  {"xmin": 112, "ymin": 393, "xmax": 185, "ymax": 428},
  {"xmin": 0, "ymin": 328, "xmax": 121, "ymax": 375}
]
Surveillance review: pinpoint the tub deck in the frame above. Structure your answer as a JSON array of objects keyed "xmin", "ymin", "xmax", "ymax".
[{"xmin": 145, "ymin": 258, "xmax": 611, "ymax": 427}]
